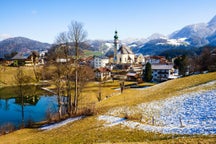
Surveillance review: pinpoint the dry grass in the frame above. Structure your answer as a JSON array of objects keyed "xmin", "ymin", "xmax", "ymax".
[
  {"xmin": 0, "ymin": 66, "xmax": 37, "ymax": 87},
  {"xmin": 96, "ymin": 72, "xmax": 216, "ymax": 113},
  {"xmin": 0, "ymin": 72, "xmax": 216, "ymax": 143},
  {"xmin": 0, "ymin": 116, "xmax": 215, "ymax": 144}
]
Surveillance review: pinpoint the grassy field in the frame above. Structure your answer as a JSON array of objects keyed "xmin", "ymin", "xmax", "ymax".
[
  {"xmin": 0, "ymin": 65, "xmax": 37, "ymax": 87},
  {"xmin": 0, "ymin": 71, "xmax": 216, "ymax": 143},
  {"xmin": 83, "ymin": 50, "xmax": 102, "ymax": 57}
]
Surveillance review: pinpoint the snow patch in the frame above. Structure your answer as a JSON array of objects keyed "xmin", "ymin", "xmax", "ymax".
[
  {"xmin": 156, "ymin": 38, "xmax": 189, "ymax": 46},
  {"xmin": 98, "ymin": 115, "xmax": 126, "ymax": 127},
  {"xmin": 39, "ymin": 116, "xmax": 84, "ymax": 130},
  {"xmin": 99, "ymin": 88, "xmax": 216, "ymax": 135}
]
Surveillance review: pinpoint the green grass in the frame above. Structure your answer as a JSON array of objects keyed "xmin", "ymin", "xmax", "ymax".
[
  {"xmin": 0, "ymin": 72, "xmax": 216, "ymax": 143},
  {"xmin": 83, "ymin": 50, "xmax": 102, "ymax": 57}
]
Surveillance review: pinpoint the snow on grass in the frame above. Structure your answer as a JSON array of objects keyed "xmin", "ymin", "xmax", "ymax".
[
  {"xmin": 98, "ymin": 115, "xmax": 126, "ymax": 127},
  {"xmin": 39, "ymin": 116, "xmax": 84, "ymax": 130},
  {"xmin": 98, "ymin": 89, "xmax": 216, "ymax": 135}
]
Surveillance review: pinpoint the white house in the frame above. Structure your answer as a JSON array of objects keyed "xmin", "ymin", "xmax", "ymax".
[
  {"xmin": 56, "ymin": 58, "xmax": 70, "ymax": 63},
  {"xmin": 135, "ymin": 54, "xmax": 145, "ymax": 64},
  {"xmin": 151, "ymin": 64, "xmax": 179, "ymax": 82},
  {"xmin": 39, "ymin": 50, "xmax": 48, "ymax": 64},
  {"xmin": 117, "ymin": 45, "xmax": 135, "ymax": 64},
  {"xmin": 95, "ymin": 67, "xmax": 111, "ymax": 81},
  {"xmin": 93, "ymin": 55, "xmax": 109, "ymax": 68}
]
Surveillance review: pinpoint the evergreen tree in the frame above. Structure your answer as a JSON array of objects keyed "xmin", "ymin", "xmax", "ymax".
[
  {"xmin": 174, "ymin": 55, "xmax": 188, "ymax": 76},
  {"xmin": 143, "ymin": 62, "xmax": 152, "ymax": 82}
]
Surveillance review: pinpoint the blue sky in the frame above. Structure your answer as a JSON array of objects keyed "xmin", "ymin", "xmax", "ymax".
[{"xmin": 1, "ymin": 0, "xmax": 216, "ymax": 43}]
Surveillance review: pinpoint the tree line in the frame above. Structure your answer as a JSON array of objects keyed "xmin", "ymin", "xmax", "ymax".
[{"xmin": 174, "ymin": 47, "xmax": 216, "ymax": 76}]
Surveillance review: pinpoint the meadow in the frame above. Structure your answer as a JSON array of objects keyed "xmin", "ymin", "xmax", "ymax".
[{"xmin": 0, "ymin": 66, "xmax": 216, "ymax": 143}]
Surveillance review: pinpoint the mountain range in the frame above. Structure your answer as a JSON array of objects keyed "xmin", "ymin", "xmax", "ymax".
[
  {"xmin": 1, "ymin": 15, "xmax": 216, "ymax": 58},
  {"xmin": 87, "ymin": 15, "xmax": 216, "ymax": 56},
  {"xmin": 0, "ymin": 37, "xmax": 51, "ymax": 58}
]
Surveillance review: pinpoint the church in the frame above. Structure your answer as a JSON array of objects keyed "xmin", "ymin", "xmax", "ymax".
[{"xmin": 113, "ymin": 31, "xmax": 135, "ymax": 64}]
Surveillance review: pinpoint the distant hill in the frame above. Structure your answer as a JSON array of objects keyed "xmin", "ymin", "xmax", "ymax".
[{"xmin": 0, "ymin": 37, "xmax": 51, "ymax": 58}]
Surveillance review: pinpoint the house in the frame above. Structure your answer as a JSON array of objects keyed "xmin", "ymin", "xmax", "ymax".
[
  {"xmin": 145, "ymin": 56, "xmax": 168, "ymax": 64},
  {"xmin": 135, "ymin": 54, "xmax": 145, "ymax": 64},
  {"xmin": 126, "ymin": 71, "xmax": 143, "ymax": 82},
  {"xmin": 93, "ymin": 55, "xmax": 109, "ymax": 68},
  {"xmin": 84, "ymin": 56, "xmax": 94, "ymax": 67},
  {"xmin": 12, "ymin": 51, "xmax": 38, "ymax": 66},
  {"xmin": 117, "ymin": 45, "xmax": 135, "ymax": 64},
  {"xmin": 151, "ymin": 64, "xmax": 179, "ymax": 82},
  {"xmin": 56, "ymin": 58, "xmax": 71, "ymax": 63},
  {"xmin": 126, "ymin": 65, "xmax": 143, "ymax": 82},
  {"xmin": 38, "ymin": 50, "xmax": 48, "ymax": 64},
  {"xmin": 95, "ymin": 67, "xmax": 111, "ymax": 81}
]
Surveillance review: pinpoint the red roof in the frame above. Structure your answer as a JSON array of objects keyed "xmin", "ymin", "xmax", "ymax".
[{"xmin": 95, "ymin": 67, "xmax": 111, "ymax": 72}]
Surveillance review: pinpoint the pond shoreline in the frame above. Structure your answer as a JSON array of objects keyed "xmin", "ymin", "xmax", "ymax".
[{"xmin": 0, "ymin": 80, "xmax": 51, "ymax": 88}]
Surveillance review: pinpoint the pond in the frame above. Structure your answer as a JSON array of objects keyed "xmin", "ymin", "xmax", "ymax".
[{"xmin": 0, "ymin": 86, "xmax": 58, "ymax": 128}]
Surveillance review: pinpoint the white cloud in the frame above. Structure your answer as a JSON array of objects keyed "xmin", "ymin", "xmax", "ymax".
[{"xmin": 0, "ymin": 34, "xmax": 12, "ymax": 41}]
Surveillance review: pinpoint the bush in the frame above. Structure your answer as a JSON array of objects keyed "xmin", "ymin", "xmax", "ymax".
[{"xmin": 0, "ymin": 123, "xmax": 16, "ymax": 135}]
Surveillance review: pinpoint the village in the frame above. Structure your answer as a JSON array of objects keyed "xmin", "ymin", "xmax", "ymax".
[
  {"xmin": 1, "ymin": 0, "xmax": 216, "ymax": 142},
  {"xmin": 3, "ymin": 31, "xmax": 179, "ymax": 84}
]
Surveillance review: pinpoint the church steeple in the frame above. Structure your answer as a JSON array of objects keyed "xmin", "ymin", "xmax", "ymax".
[
  {"xmin": 114, "ymin": 30, "xmax": 118, "ymax": 40},
  {"xmin": 113, "ymin": 30, "xmax": 119, "ymax": 63}
]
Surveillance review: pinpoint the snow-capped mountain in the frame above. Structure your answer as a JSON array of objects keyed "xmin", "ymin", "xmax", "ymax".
[
  {"xmin": 87, "ymin": 40, "xmax": 113, "ymax": 54},
  {"xmin": 136, "ymin": 38, "xmax": 191, "ymax": 55},
  {"xmin": 2, "ymin": 15, "xmax": 216, "ymax": 58},
  {"xmin": 170, "ymin": 23, "xmax": 209, "ymax": 39},
  {"xmin": 132, "ymin": 14, "xmax": 216, "ymax": 55},
  {"xmin": 208, "ymin": 15, "xmax": 216, "ymax": 27},
  {"xmin": 90, "ymin": 14, "xmax": 216, "ymax": 56},
  {"xmin": 170, "ymin": 15, "xmax": 216, "ymax": 47},
  {"xmin": 146, "ymin": 33, "xmax": 167, "ymax": 41}
]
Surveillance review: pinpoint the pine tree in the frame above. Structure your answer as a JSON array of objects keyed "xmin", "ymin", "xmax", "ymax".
[{"xmin": 143, "ymin": 62, "xmax": 152, "ymax": 82}]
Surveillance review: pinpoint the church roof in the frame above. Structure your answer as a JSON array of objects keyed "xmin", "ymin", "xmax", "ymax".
[{"xmin": 117, "ymin": 45, "xmax": 133, "ymax": 54}]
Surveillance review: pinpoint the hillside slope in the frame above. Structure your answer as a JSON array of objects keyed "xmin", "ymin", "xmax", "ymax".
[
  {"xmin": 0, "ymin": 37, "xmax": 51, "ymax": 58},
  {"xmin": 0, "ymin": 72, "xmax": 216, "ymax": 143}
]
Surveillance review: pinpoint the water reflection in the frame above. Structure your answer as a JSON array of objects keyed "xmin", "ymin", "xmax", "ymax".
[
  {"xmin": 15, "ymin": 95, "xmax": 40, "ymax": 106},
  {"xmin": 0, "ymin": 86, "xmax": 57, "ymax": 128}
]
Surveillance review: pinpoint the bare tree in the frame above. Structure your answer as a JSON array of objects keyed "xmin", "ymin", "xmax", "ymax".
[
  {"xmin": 67, "ymin": 21, "xmax": 87, "ymax": 114},
  {"xmin": 53, "ymin": 21, "xmax": 87, "ymax": 115},
  {"xmin": 52, "ymin": 62, "xmax": 65, "ymax": 119},
  {"xmin": 14, "ymin": 67, "xmax": 31, "ymax": 127},
  {"xmin": 54, "ymin": 33, "xmax": 71, "ymax": 117},
  {"xmin": 74, "ymin": 65, "xmax": 95, "ymax": 108}
]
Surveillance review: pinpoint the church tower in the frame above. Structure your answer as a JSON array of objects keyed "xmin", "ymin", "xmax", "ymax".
[{"xmin": 113, "ymin": 30, "xmax": 119, "ymax": 63}]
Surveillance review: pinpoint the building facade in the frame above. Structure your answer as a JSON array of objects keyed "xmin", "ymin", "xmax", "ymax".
[
  {"xmin": 135, "ymin": 54, "xmax": 145, "ymax": 64},
  {"xmin": 95, "ymin": 67, "xmax": 111, "ymax": 81},
  {"xmin": 151, "ymin": 64, "xmax": 179, "ymax": 82},
  {"xmin": 93, "ymin": 55, "xmax": 109, "ymax": 68},
  {"xmin": 117, "ymin": 45, "xmax": 135, "ymax": 64}
]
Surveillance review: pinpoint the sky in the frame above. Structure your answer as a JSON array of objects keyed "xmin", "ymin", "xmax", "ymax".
[{"xmin": 1, "ymin": 0, "xmax": 216, "ymax": 43}]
